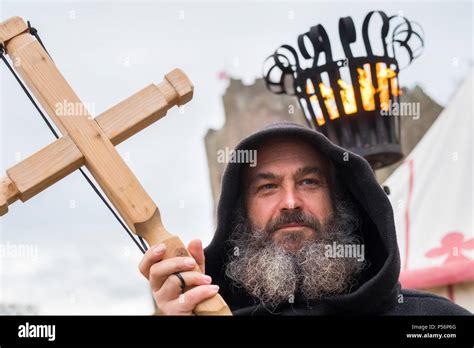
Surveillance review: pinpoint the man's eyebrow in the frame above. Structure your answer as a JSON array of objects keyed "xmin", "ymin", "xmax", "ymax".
[
  {"xmin": 295, "ymin": 166, "xmax": 323, "ymax": 177},
  {"xmin": 248, "ymin": 172, "xmax": 279, "ymax": 186}
]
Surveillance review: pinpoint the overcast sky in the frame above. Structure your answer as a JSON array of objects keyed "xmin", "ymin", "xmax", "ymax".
[{"xmin": 0, "ymin": 0, "xmax": 472, "ymax": 314}]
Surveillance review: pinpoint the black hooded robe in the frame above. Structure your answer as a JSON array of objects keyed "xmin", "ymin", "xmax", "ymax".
[{"xmin": 204, "ymin": 122, "xmax": 470, "ymax": 315}]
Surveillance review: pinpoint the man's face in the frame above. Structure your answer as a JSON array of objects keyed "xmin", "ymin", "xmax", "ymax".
[
  {"xmin": 228, "ymin": 137, "xmax": 363, "ymax": 306},
  {"xmin": 244, "ymin": 137, "xmax": 334, "ymax": 251}
]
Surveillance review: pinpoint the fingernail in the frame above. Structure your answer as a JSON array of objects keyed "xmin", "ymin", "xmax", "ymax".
[
  {"xmin": 184, "ymin": 258, "xmax": 196, "ymax": 267},
  {"xmin": 202, "ymin": 275, "xmax": 212, "ymax": 284},
  {"xmin": 210, "ymin": 285, "xmax": 219, "ymax": 291},
  {"xmin": 153, "ymin": 243, "xmax": 166, "ymax": 255}
]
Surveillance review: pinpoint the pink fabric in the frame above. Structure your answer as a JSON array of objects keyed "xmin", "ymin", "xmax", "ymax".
[{"xmin": 399, "ymin": 259, "xmax": 474, "ymax": 289}]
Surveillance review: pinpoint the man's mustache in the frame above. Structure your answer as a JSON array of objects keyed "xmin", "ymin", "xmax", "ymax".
[{"xmin": 265, "ymin": 210, "xmax": 323, "ymax": 235}]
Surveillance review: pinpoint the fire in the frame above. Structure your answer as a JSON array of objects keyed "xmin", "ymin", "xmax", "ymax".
[
  {"xmin": 338, "ymin": 79, "xmax": 357, "ymax": 115},
  {"xmin": 306, "ymin": 63, "xmax": 401, "ymax": 126}
]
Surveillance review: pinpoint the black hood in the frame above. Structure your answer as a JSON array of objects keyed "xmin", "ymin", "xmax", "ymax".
[{"xmin": 204, "ymin": 122, "xmax": 401, "ymax": 315}]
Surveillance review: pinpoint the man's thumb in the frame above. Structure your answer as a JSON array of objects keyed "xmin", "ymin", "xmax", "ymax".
[{"xmin": 187, "ymin": 239, "xmax": 205, "ymax": 273}]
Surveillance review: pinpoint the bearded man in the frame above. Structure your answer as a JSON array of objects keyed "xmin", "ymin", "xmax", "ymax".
[{"xmin": 138, "ymin": 122, "xmax": 470, "ymax": 315}]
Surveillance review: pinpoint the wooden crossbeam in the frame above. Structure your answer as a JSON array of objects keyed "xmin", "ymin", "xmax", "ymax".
[
  {"xmin": 1, "ymin": 77, "xmax": 190, "ymax": 211},
  {"xmin": 0, "ymin": 16, "xmax": 231, "ymax": 315}
]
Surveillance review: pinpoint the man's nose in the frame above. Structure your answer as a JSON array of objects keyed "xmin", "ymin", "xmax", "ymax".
[{"xmin": 279, "ymin": 186, "xmax": 303, "ymax": 211}]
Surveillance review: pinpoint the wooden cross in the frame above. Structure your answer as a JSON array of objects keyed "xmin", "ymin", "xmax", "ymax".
[{"xmin": 0, "ymin": 16, "xmax": 231, "ymax": 315}]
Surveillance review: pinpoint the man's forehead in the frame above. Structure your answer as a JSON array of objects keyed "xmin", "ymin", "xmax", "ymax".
[{"xmin": 244, "ymin": 137, "xmax": 330, "ymax": 180}]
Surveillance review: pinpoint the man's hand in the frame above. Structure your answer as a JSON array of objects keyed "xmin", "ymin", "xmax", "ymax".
[{"xmin": 138, "ymin": 239, "xmax": 220, "ymax": 315}]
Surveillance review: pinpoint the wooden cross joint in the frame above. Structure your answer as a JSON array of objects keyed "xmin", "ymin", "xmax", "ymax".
[{"xmin": 0, "ymin": 16, "xmax": 231, "ymax": 315}]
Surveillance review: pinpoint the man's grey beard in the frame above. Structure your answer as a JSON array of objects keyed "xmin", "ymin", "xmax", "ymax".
[{"xmin": 225, "ymin": 197, "xmax": 366, "ymax": 308}]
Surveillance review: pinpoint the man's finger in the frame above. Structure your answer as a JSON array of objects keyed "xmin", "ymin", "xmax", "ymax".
[
  {"xmin": 154, "ymin": 271, "xmax": 212, "ymax": 299},
  {"xmin": 187, "ymin": 239, "xmax": 205, "ymax": 273},
  {"xmin": 138, "ymin": 243, "xmax": 166, "ymax": 279},
  {"xmin": 149, "ymin": 256, "xmax": 198, "ymax": 290},
  {"xmin": 170, "ymin": 284, "xmax": 220, "ymax": 314}
]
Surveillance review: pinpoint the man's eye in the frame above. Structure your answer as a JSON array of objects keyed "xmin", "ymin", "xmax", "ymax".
[
  {"xmin": 257, "ymin": 183, "xmax": 277, "ymax": 191},
  {"xmin": 300, "ymin": 179, "xmax": 320, "ymax": 186}
]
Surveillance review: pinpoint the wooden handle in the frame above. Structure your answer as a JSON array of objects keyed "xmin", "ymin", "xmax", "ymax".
[
  {"xmin": 135, "ymin": 211, "xmax": 232, "ymax": 316},
  {"xmin": 160, "ymin": 236, "xmax": 232, "ymax": 316}
]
